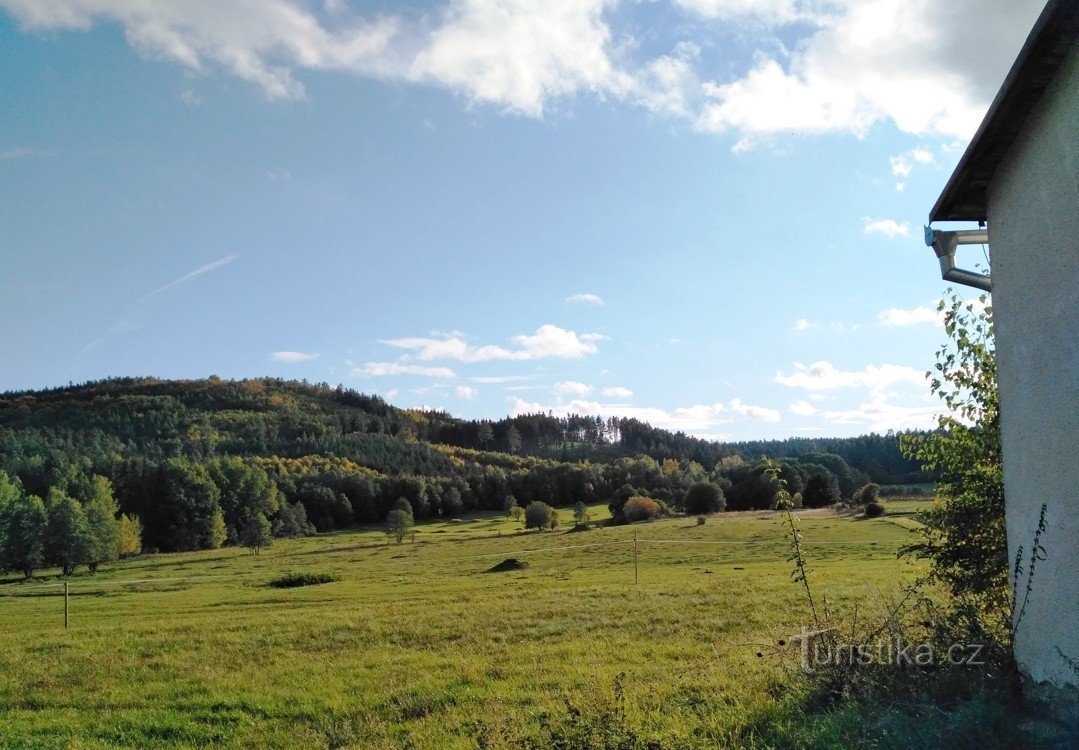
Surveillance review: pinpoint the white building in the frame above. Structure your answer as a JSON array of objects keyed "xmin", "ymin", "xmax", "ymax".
[{"xmin": 926, "ymin": 0, "xmax": 1077, "ymax": 722}]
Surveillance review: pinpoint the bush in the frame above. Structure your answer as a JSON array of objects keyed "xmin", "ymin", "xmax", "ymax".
[
  {"xmin": 696, "ymin": 515, "xmax": 706, "ymax": 525},
  {"xmin": 865, "ymin": 501, "xmax": 886, "ymax": 518},
  {"xmin": 683, "ymin": 481, "xmax": 726, "ymax": 514},
  {"xmin": 524, "ymin": 501, "xmax": 556, "ymax": 530},
  {"xmin": 854, "ymin": 482, "xmax": 880, "ymax": 505},
  {"xmin": 268, "ymin": 571, "xmax": 340, "ymax": 588},
  {"xmin": 622, "ymin": 496, "xmax": 661, "ymax": 523}
]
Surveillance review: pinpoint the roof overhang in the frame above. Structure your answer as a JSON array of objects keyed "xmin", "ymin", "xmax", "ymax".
[{"xmin": 930, "ymin": 0, "xmax": 1079, "ymax": 222}]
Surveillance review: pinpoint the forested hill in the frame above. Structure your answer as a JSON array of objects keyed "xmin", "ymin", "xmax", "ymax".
[{"xmin": 0, "ymin": 377, "xmax": 931, "ymax": 552}]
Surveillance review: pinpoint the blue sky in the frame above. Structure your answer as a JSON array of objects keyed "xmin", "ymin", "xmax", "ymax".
[{"xmin": 0, "ymin": 0, "xmax": 1042, "ymax": 440}]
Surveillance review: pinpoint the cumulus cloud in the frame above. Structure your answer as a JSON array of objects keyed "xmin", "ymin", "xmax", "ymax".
[
  {"xmin": 351, "ymin": 362, "xmax": 457, "ymax": 378},
  {"xmin": 863, "ymin": 218, "xmax": 911, "ymax": 238},
  {"xmin": 695, "ymin": 0, "xmax": 1043, "ymax": 146},
  {"xmin": 821, "ymin": 391, "xmax": 939, "ymax": 431},
  {"xmin": 877, "ymin": 305, "xmax": 941, "ymax": 326},
  {"xmin": 601, "ymin": 386, "xmax": 633, "ymax": 398},
  {"xmin": 565, "ymin": 292, "xmax": 605, "ymax": 305},
  {"xmin": 789, "ymin": 399, "xmax": 817, "ymax": 416},
  {"xmin": 775, "ymin": 360, "xmax": 924, "ymax": 391},
  {"xmin": 455, "ymin": 385, "xmax": 478, "ymax": 399},
  {"xmin": 728, "ymin": 398, "xmax": 781, "ymax": 422},
  {"xmin": 1, "ymin": 0, "xmax": 1042, "ymax": 143},
  {"xmin": 792, "ymin": 318, "xmax": 815, "ymax": 331},
  {"xmin": 382, "ymin": 324, "xmax": 603, "ymax": 362},
  {"xmin": 890, "ymin": 146, "xmax": 934, "ymax": 177},
  {"xmin": 553, "ymin": 380, "xmax": 594, "ymax": 399},
  {"xmin": 270, "ymin": 351, "xmax": 319, "ymax": 363}
]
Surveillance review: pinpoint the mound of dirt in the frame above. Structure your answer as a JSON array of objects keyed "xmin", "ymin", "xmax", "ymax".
[
  {"xmin": 485, "ymin": 558, "xmax": 529, "ymax": 573},
  {"xmin": 565, "ymin": 523, "xmax": 591, "ymax": 533}
]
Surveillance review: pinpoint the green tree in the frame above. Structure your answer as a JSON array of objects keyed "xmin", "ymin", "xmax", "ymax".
[
  {"xmin": 209, "ymin": 506, "xmax": 228, "ymax": 549},
  {"xmin": 2, "ymin": 494, "xmax": 47, "ymax": 578},
  {"xmin": 572, "ymin": 501, "xmax": 590, "ymax": 525},
  {"xmin": 208, "ymin": 457, "xmax": 284, "ymax": 543},
  {"xmin": 505, "ymin": 425, "xmax": 522, "ymax": 454},
  {"xmin": 117, "ymin": 514, "xmax": 142, "ymax": 558},
  {"xmin": 503, "ymin": 494, "xmax": 519, "ymax": 517},
  {"xmin": 274, "ymin": 502, "xmax": 315, "ymax": 538},
  {"xmin": 84, "ymin": 475, "xmax": 120, "ymax": 573},
  {"xmin": 385, "ymin": 508, "xmax": 414, "ymax": 544},
  {"xmin": 683, "ymin": 482, "xmax": 726, "ymax": 514},
  {"xmin": 854, "ymin": 482, "xmax": 880, "ymax": 505},
  {"xmin": 0, "ymin": 470, "xmax": 25, "ymax": 550},
  {"xmin": 239, "ymin": 512, "xmax": 273, "ymax": 554},
  {"xmin": 901, "ymin": 293, "xmax": 1006, "ymax": 629},
  {"xmin": 44, "ymin": 489, "xmax": 91, "ymax": 576},
  {"xmin": 441, "ymin": 487, "xmax": 464, "ymax": 518},
  {"xmin": 524, "ymin": 501, "xmax": 554, "ymax": 531},
  {"xmin": 477, "ymin": 421, "xmax": 495, "ymax": 449},
  {"xmin": 803, "ymin": 473, "xmax": 839, "ymax": 508}
]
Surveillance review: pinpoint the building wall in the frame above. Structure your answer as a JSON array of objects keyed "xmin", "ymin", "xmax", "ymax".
[{"xmin": 987, "ymin": 46, "xmax": 1078, "ymax": 714}]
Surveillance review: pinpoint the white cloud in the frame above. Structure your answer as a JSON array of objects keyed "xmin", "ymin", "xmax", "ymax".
[
  {"xmin": 789, "ymin": 399, "xmax": 817, "ymax": 416},
  {"xmin": 470, "ymin": 375, "xmax": 532, "ymax": 383},
  {"xmin": 351, "ymin": 362, "xmax": 457, "ymax": 378},
  {"xmin": 3, "ymin": 0, "xmax": 1041, "ymax": 145},
  {"xmin": 509, "ymin": 396, "xmax": 733, "ymax": 436},
  {"xmin": 775, "ymin": 360, "xmax": 924, "ymax": 391},
  {"xmin": 410, "ymin": 0, "xmax": 631, "ymax": 117},
  {"xmin": 694, "ymin": 0, "xmax": 1044, "ymax": 145},
  {"xmin": 565, "ymin": 292, "xmax": 605, "ymax": 305},
  {"xmin": 601, "ymin": 386, "xmax": 633, "ymax": 398},
  {"xmin": 821, "ymin": 391, "xmax": 939, "ymax": 431},
  {"xmin": 792, "ymin": 318, "xmax": 815, "ymax": 331},
  {"xmin": 383, "ymin": 324, "xmax": 603, "ymax": 362},
  {"xmin": 553, "ymin": 380, "xmax": 594, "ymax": 398},
  {"xmin": 877, "ymin": 305, "xmax": 941, "ymax": 326},
  {"xmin": 863, "ymin": 218, "xmax": 911, "ymax": 239},
  {"xmin": 271, "ymin": 351, "xmax": 318, "ymax": 363},
  {"xmin": 729, "ymin": 398, "xmax": 780, "ymax": 422},
  {"xmin": 455, "ymin": 385, "xmax": 478, "ymax": 399}
]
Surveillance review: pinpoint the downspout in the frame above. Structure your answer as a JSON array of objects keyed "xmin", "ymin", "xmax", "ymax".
[{"xmin": 924, "ymin": 226, "xmax": 993, "ymax": 292}]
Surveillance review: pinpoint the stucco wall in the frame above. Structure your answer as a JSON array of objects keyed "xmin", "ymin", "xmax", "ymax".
[{"xmin": 987, "ymin": 45, "xmax": 1078, "ymax": 712}]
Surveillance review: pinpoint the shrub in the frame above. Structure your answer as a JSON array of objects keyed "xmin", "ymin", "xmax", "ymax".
[
  {"xmin": 524, "ymin": 501, "xmax": 555, "ymax": 530},
  {"xmin": 683, "ymin": 482, "xmax": 725, "ymax": 514},
  {"xmin": 696, "ymin": 515, "xmax": 706, "ymax": 525},
  {"xmin": 268, "ymin": 571, "xmax": 340, "ymax": 588},
  {"xmin": 855, "ymin": 482, "xmax": 880, "ymax": 505},
  {"xmin": 622, "ymin": 497, "xmax": 661, "ymax": 523},
  {"xmin": 865, "ymin": 501, "xmax": 886, "ymax": 518}
]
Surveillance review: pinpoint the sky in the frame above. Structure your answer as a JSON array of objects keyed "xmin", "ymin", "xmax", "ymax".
[{"xmin": 0, "ymin": 0, "xmax": 1044, "ymax": 441}]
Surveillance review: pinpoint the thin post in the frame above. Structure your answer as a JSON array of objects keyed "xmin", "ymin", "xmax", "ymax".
[
  {"xmin": 63, "ymin": 582, "xmax": 69, "ymax": 629},
  {"xmin": 633, "ymin": 529, "xmax": 639, "ymax": 585}
]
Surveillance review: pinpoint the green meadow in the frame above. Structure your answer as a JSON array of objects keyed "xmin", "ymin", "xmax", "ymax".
[{"xmin": 0, "ymin": 502, "xmax": 934, "ymax": 749}]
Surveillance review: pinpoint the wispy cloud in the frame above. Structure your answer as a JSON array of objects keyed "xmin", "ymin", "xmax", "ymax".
[
  {"xmin": 271, "ymin": 351, "xmax": 319, "ymax": 363},
  {"xmin": 565, "ymin": 292, "xmax": 605, "ymax": 305},
  {"xmin": 877, "ymin": 305, "xmax": 941, "ymax": 327},
  {"xmin": 775, "ymin": 360, "xmax": 923, "ymax": 391},
  {"xmin": 455, "ymin": 385, "xmax": 478, "ymax": 400},
  {"xmin": 381, "ymin": 324, "xmax": 605, "ymax": 363},
  {"xmin": 792, "ymin": 318, "xmax": 815, "ymax": 331},
  {"xmin": 863, "ymin": 218, "xmax": 911, "ymax": 239},
  {"xmin": 351, "ymin": 362, "xmax": 457, "ymax": 378},
  {"xmin": 78, "ymin": 254, "xmax": 239, "ymax": 356},
  {"xmin": 601, "ymin": 386, "xmax": 633, "ymax": 398},
  {"xmin": 140, "ymin": 255, "xmax": 238, "ymax": 302},
  {"xmin": 0, "ymin": 147, "xmax": 51, "ymax": 160}
]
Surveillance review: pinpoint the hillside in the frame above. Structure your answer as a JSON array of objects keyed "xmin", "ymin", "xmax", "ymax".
[{"xmin": 0, "ymin": 377, "xmax": 930, "ymax": 552}]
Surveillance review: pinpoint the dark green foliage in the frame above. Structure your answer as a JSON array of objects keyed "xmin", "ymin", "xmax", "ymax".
[
  {"xmin": 802, "ymin": 473, "xmax": 839, "ymax": 508},
  {"xmin": 239, "ymin": 512, "xmax": 273, "ymax": 553},
  {"xmin": 854, "ymin": 483, "xmax": 880, "ymax": 505},
  {"xmin": 901, "ymin": 293, "xmax": 1007, "ymax": 632},
  {"xmin": 864, "ymin": 502, "xmax": 885, "ymax": 518},
  {"xmin": 682, "ymin": 481, "xmax": 725, "ymax": 514},
  {"xmin": 524, "ymin": 501, "xmax": 555, "ymax": 530},
  {"xmin": 385, "ymin": 508, "xmax": 414, "ymax": 544},
  {"xmin": 268, "ymin": 571, "xmax": 340, "ymax": 588},
  {"xmin": 2, "ymin": 494, "xmax": 46, "ymax": 578},
  {"xmin": 208, "ymin": 457, "xmax": 283, "ymax": 542},
  {"xmin": 44, "ymin": 488, "xmax": 91, "ymax": 576},
  {"xmin": 274, "ymin": 502, "xmax": 315, "ymax": 538},
  {"xmin": 441, "ymin": 487, "xmax": 464, "ymax": 518}
]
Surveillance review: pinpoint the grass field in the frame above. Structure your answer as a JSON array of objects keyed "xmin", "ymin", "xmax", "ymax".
[{"xmin": 0, "ymin": 501, "xmax": 939, "ymax": 749}]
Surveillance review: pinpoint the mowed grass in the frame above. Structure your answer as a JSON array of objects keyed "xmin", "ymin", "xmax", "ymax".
[{"xmin": 0, "ymin": 502, "xmax": 932, "ymax": 749}]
